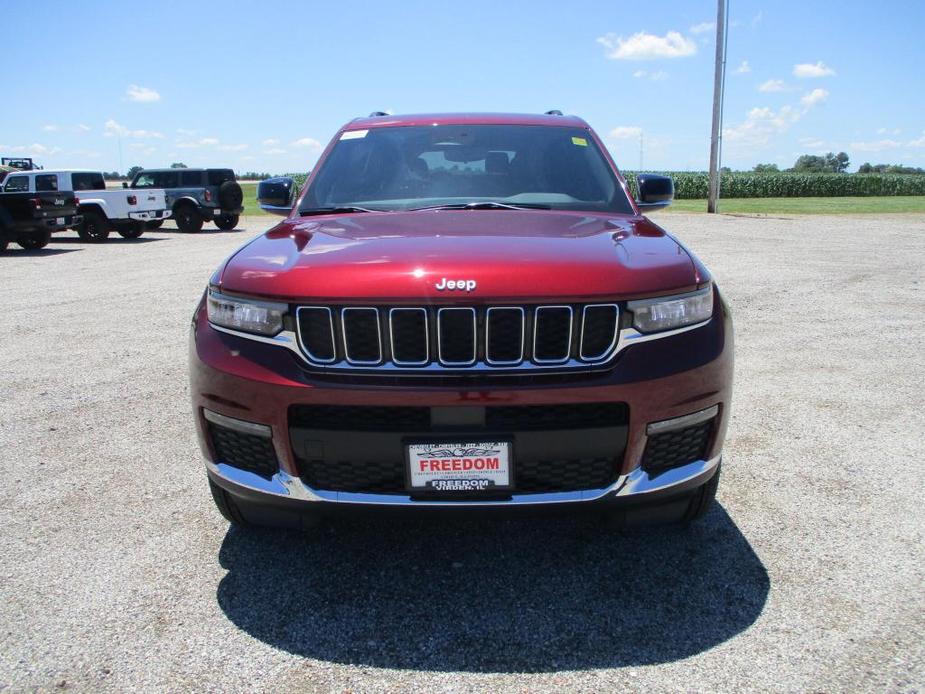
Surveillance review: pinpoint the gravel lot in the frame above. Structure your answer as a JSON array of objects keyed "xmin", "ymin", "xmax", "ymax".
[{"xmin": 1, "ymin": 214, "xmax": 923, "ymax": 692}]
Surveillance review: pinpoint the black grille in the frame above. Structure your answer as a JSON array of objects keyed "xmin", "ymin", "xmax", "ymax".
[
  {"xmin": 485, "ymin": 403, "xmax": 628, "ymax": 430},
  {"xmin": 209, "ymin": 423, "xmax": 278, "ymax": 479},
  {"xmin": 390, "ymin": 309, "xmax": 428, "ymax": 364},
  {"xmin": 290, "ymin": 405, "xmax": 430, "ymax": 431},
  {"xmin": 533, "ymin": 307, "xmax": 572, "ymax": 362},
  {"xmin": 516, "ymin": 457, "xmax": 616, "ymax": 492},
  {"xmin": 342, "ymin": 309, "xmax": 381, "ymax": 363},
  {"xmin": 642, "ymin": 421, "xmax": 713, "ymax": 472},
  {"xmin": 486, "ymin": 308, "xmax": 524, "ymax": 364},
  {"xmin": 301, "ymin": 459, "xmax": 404, "ymax": 493},
  {"xmin": 581, "ymin": 305, "xmax": 619, "ymax": 359},
  {"xmin": 438, "ymin": 308, "xmax": 476, "ymax": 364},
  {"xmin": 294, "ymin": 303, "xmax": 623, "ymax": 372},
  {"xmin": 298, "ymin": 308, "xmax": 335, "ymax": 362}
]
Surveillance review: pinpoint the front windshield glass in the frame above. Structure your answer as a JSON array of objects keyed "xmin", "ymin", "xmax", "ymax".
[{"xmin": 301, "ymin": 124, "xmax": 634, "ymax": 214}]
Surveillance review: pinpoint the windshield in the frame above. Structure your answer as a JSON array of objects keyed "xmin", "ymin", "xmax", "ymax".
[{"xmin": 301, "ymin": 124, "xmax": 634, "ymax": 214}]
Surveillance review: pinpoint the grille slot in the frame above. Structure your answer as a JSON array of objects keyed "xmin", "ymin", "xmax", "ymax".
[
  {"xmin": 642, "ymin": 420, "xmax": 713, "ymax": 472},
  {"xmin": 389, "ymin": 308, "xmax": 429, "ymax": 365},
  {"xmin": 208, "ymin": 422, "xmax": 278, "ymax": 479},
  {"xmin": 533, "ymin": 306, "xmax": 573, "ymax": 363},
  {"xmin": 486, "ymin": 307, "xmax": 524, "ymax": 364},
  {"xmin": 341, "ymin": 308, "xmax": 382, "ymax": 364},
  {"xmin": 437, "ymin": 307, "xmax": 477, "ymax": 365},
  {"xmin": 297, "ymin": 307, "xmax": 336, "ymax": 363},
  {"xmin": 580, "ymin": 305, "xmax": 619, "ymax": 360}
]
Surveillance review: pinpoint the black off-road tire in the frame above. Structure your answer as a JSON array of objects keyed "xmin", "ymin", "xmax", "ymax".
[
  {"xmin": 78, "ymin": 211, "xmax": 111, "ymax": 242},
  {"xmin": 117, "ymin": 222, "xmax": 145, "ymax": 239},
  {"xmin": 208, "ymin": 479, "xmax": 252, "ymax": 527},
  {"xmin": 218, "ymin": 180, "xmax": 244, "ymax": 210},
  {"xmin": 144, "ymin": 220, "xmax": 164, "ymax": 230},
  {"xmin": 175, "ymin": 204, "xmax": 204, "ymax": 233},
  {"xmin": 683, "ymin": 464, "xmax": 721, "ymax": 522},
  {"xmin": 214, "ymin": 213, "xmax": 239, "ymax": 231},
  {"xmin": 17, "ymin": 230, "xmax": 52, "ymax": 250}
]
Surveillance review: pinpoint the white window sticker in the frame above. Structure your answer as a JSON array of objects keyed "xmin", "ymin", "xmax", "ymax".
[{"xmin": 340, "ymin": 129, "xmax": 369, "ymax": 140}]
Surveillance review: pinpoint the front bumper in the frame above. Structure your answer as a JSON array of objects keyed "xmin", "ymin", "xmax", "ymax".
[{"xmin": 191, "ymin": 288, "xmax": 733, "ymax": 514}]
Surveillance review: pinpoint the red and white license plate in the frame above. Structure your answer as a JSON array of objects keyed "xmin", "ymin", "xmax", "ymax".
[{"xmin": 407, "ymin": 441, "xmax": 511, "ymax": 491}]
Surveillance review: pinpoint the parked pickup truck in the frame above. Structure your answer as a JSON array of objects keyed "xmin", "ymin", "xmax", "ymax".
[{"xmin": 0, "ymin": 173, "xmax": 80, "ymax": 252}]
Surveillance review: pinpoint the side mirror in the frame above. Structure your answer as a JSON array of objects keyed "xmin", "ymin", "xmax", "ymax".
[
  {"xmin": 635, "ymin": 174, "xmax": 674, "ymax": 212},
  {"xmin": 257, "ymin": 176, "xmax": 297, "ymax": 216},
  {"xmin": 122, "ymin": 181, "xmax": 128, "ymax": 189}
]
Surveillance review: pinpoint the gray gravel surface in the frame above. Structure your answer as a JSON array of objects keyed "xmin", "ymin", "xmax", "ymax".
[{"xmin": 1, "ymin": 214, "xmax": 923, "ymax": 693}]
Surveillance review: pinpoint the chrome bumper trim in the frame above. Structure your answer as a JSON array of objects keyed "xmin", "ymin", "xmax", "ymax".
[
  {"xmin": 646, "ymin": 404, "xmax": 719, "ymax": 435},
  {"xmin": 202, "ymin": 409, "xmax": 272, "ymax": 438},
  {"xmin": 205, "ymin": 455, "xmax": 720, "ymax": 508}
]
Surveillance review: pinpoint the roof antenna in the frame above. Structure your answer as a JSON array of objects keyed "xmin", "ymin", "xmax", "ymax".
[
  {"xmin": 544, "ymin": 109, "xmax": 563, "ymax": 116},
  {"xmin": 368, "ymin": 111, "xmax": 389, "ymax": 117}
]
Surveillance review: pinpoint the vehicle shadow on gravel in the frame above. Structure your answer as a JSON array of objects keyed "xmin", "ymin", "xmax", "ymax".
[
  {"xmin": 0, "ymin": 248, "xmax": 83, "ymax": 257},
  {"xmin": 215, "ymin": 505, "xmax": 769, "ymax": 671},
  {"xmin": 54, "ymin": 236, "xmax": 166, "ymax": 244}
]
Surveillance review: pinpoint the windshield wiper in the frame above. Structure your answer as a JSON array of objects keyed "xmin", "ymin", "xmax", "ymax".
[
  {"xmin": 299, "ymin": 206, "xmax": 384, "ymax": 216},
  {"xmin": 411, "ymin": 201, "xmax": 551, "ymax": 211}
]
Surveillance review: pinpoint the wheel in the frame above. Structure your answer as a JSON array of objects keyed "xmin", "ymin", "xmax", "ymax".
[
  {"xmin": 208, "ymin": 479, "xmax": 252, "ymax": 526},
  {"xmin": 17, "ymin": 230, "xmax": 51, "ymax": 250},
  {"xmin": 144, "ymin": 220, "xmax": 164, "ymax": 230},
  {"xmin": 174, "ymin": 204, "xmax": 204, "ymax": 233},
  {"xmin": 683, "ymin": 464, "xmax": 721, "ymax": 522},
  {"xmin": 78, "ymin": 211, "xmax": 111, "ymax": 242},
  {"xmin": 1, "ymin": 237, "xmax": 10, "ymax": 253},
  {"xmin": 218, "ymin": 180, "xmax": 244, "ymax": 210},
  {"xmin": 214, "ymin": 213, "xmax": 239, "ymax": 231},
  {"xmin": 117, "ymin": 222, "xmax": 145, "ymax": 239}
]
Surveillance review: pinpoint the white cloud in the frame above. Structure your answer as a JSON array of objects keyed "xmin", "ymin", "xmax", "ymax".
[
  {"xmin": 908, "ymin": 132, "xmax": 925, "ymax": 148},
  {"xmin": 264, "ymin": 148, "xmax": 287, "ymax": 155},
  {"xmin": 2, "ymin": 143, "xmax": 62, "ymax": 156},
  {"xmin": 126, "ymin": 84, "xmax": 161, "ymax": 103},
  {"xmin": 176, "ymin": 128, "xmax": 197, "ymax": 136},
  {"xmin": 42, "ymin": 124, "xmax": 59, "ymax": 132},
  {"xmin": 632, "ymin": 69, "xmax": 668, "ymax": 81},
  {"xmin": 793, "ymin": 61, "xmax": 835, "ymax": 78},
  {"xmin": 752, "ymin": 11, "xmax": 763, "ymax": 26},
  {"xmin": 218, "ymin": 143, "xmax": 248, "ymax": 151},
  {"xmin": 759, "ymin": 79, "xmax": 787, "ymax": 92},
  {"xmin": 723, "ymin": 106, "xmax": 802, "ymax": 146},
  {"xmin": 104, "ymin": 119, "xmax": 163, "ymax": 139},
  {"xmin": 734, "ymin": 60, "xmax": 751, "ymax": 74},
  {"xmin": 597, "ymin": 30, "xmax": 696, "ymax": 60},
  {"xmin": 176, "ymin": 137, "xmax": 219, "ymax": 148},
  {"xmin": 292, "ymin": 137, "xmax": 322, "ymax": 149},
  {"xmin": 849, "ymin": 139, "xmax": 902, "ymax": 152},
  {"xmin": 609, "ymin": 126, "xmax": 643, "ymax": 139},
  {"xmin": 800, "ymin": 88, "xmax": 829, "ymax": 106},
  {"xmin": 877, "ymin": 127, "xmax": 901, "ymax": 136},
  {"xmin": 690, "ymin": 22, "xmax": 714, "ymax": 35},
  {"xmin": 799, "ymin": 137, "xmax": 826, "ymax": 149},
  {"xmin": 262, "ymin": 138, "xmax": 279, "ymax": 146},
  {"xmin": 77, "ymin": 124, "xmax": 91, "ymax": 132}
]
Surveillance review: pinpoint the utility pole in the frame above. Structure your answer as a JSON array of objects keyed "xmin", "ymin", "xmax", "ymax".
[{"xmin": 707, "ymin": 0, "xmax": 728, "ymax": 213}]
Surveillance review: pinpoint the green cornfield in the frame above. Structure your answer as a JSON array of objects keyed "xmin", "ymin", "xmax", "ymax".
[{"xmin": 621, "ymin": 171, "xmax": 925, "ymax": 199}]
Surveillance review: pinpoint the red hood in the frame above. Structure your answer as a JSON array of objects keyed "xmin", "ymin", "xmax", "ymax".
[{"xmin": 218, "ymin": 210, "xmax": 703, "ymax": 302}]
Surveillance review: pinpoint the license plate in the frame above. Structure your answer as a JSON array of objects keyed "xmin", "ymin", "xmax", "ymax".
[
  {"xmin": 407, "ymin": 441, "xmax": 512, "ymax": 491},
  {"xmin": 56, "ymin": 217, "xmax": 65, "ymax": 224}
]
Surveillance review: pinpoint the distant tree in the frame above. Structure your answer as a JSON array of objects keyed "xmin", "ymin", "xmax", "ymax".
[
  {"xmin": 792, "ymin": 151, "xmax": 850, "ymax": 173},
  {"xmin": 753, "ymin": 163, "xmax": 780, "ymax": 173},
  {"xmin": 720, "ymin": 166, "xmax": 732, "ymax": 174},
  {"xmin": 126, "ymin": 165, "xmax": 143, "ymax": 179},
  {"xmin": 170, "ymin": 162, "xmax": 188, "ymax": 169},
  {"xmin": 858, "ymin": 162, "xmax": 873, "ymax": 174},
  {"xmin": 857, "ymin": 162, "xmax": 925, "ymax": 175}
]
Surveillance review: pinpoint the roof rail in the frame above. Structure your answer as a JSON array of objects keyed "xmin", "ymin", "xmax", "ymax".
[
  {"xmin": 368, "ymin": 111, "xmax": 389, "ymax": 117},
  {"xmin": 544, "ymin": 109, "xmax": 563, "ymax": 116}
]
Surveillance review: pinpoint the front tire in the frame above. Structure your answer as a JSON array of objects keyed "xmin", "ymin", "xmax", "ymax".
[
  {"xmin": 17, "ymin": 230, "xmax": 51, "ymax": 250},
  {"xmin": 78, "ymin": 211, "xmax": 111, "ymax": 242},
  {"xmin": 214, "ymin": 213, "xmax": 239, "ymax": 231},
  {"xmin": 175, "ymin": 204, "xmax": 204, "ymax": 233},
  {"xmin": 117, "ymin": 222, "xmax": 145, "ymax": 239}
]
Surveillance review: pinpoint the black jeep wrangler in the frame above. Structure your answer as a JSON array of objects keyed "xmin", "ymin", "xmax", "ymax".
[{"xmin": 129, "ymin": 168, "xmax": 244, "ymax": 232}]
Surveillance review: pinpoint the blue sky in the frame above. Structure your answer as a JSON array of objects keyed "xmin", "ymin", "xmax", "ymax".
[{"xmin": 2, "ymin": 0, "xmax": 923, "ymax": 174}]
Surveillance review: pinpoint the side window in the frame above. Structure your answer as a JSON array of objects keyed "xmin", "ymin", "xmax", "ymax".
[
  {"xmin": 180, "ymin": 170, "xmax": 201, "ymax": 186},
  {"xmin": 72, "ymin": 173, "xmax": 106, "ymax": 191},
  {"xmin": 207, "ymin": 169, "xmax": 235, "ymax": 185},
  {"xmin": 4, "ymin": 175, "xmax": 29, "ymax": 192},
  {"xmin": 155, "ymin": 171, "xmax": 179, "ymax": 188},
  {"xmin": 133, "ymin": 173, "xmax": 156, "ymax": 188},
  {"xmin": 35, "ymin": 174, "xmax": 59, "ymax": 192}
]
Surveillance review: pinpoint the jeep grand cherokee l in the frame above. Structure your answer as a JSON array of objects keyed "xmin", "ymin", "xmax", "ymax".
[{"xmin": 190, "ymin": 112, "xmax": 733, "ymax": 529}]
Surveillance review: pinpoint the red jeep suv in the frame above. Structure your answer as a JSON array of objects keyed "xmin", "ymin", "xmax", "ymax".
[{"xmin": 190, "ymin": 112, "xmax": 733, "ymax": 529}]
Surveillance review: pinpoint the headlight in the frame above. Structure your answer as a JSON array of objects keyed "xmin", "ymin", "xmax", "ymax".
[
  {"xmin": 628, "ymin": 285, "xmax": 713, "ymax": 333},
  {"xmin": 206, "ymin": 289, "xmax": 286, "ymax": 336}
]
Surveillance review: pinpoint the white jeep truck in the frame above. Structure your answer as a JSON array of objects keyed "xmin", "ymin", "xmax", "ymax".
[{"xmin": 1, "ymin": 170, "xmax": 171, "ymax": 242}]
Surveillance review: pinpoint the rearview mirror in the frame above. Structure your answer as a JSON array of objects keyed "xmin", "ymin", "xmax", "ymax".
[
  {"xmin": 122, "ymin": 181, "xmax": 128, "ymax": 189},
  {"xmin": 635, "ymin": 174, "xmax": 674, "ymax": 212},
  {"xmin": 257, "ymin": 176, "xmax": 297, "ymax": 216}
]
